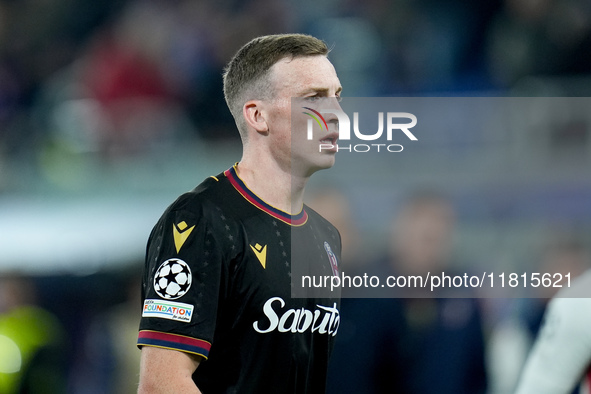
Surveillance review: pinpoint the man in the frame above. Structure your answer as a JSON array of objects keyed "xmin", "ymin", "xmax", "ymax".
[
  {"xmin": 137, "ymin": 34, "xmax": 343, "ymax": 393},
  {"xmin": 327, "ymin": 192, "xmax": 487, "ymax": 394}
]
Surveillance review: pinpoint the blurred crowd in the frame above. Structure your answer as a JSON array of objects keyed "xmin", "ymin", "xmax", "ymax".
[
  {"xmin": 1, "ymin": 0, "xmax": 591, "ymax": 393},
  {"xmin": 1, "ymin": 0, "xmax": 590, "ymax": 176}
]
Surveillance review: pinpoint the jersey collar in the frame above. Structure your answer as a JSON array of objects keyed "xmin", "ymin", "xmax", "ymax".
[{"xmin": 224, "ymin": 165, "xmax": 308, "ymax": 226}]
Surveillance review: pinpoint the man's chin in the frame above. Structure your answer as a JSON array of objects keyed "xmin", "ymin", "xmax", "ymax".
[
  {"xmin": 309, "ymin": 156, "xmax": 337, "ymax": 174},
  {"xmin": 290, "ymin": 154, "xmax": 336, "ymax": 178}
]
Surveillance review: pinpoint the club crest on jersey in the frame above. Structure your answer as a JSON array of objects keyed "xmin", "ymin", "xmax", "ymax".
[{"xmin": 324, "ymin": 241, "xmax": 339, "ymax": 276}]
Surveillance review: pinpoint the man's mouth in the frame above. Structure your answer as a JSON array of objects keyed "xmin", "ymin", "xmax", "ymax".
[{"xmin": 319, "ymin": 133, "xmax": 339, "ymax": 145}]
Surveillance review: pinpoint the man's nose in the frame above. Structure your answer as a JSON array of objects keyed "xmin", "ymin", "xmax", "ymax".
[{"xmin": 321, "ymin": 97, "xmax": 342, "ymax": 124}]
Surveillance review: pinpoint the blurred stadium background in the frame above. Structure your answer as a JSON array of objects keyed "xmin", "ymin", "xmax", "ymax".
[{"xmin": 0, "ymin": 0, "xmax": 590, "ymax": 393}]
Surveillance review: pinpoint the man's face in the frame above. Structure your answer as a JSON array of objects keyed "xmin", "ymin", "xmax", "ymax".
[{"xmin": 263, "ymin": 55, "xmax": 342, "ymax": 177}]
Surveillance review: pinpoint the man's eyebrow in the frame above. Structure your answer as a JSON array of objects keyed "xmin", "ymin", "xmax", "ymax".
[
  {"xmin": 301, "ymin": 87, "xmax": 329, "ymax": 94},
  {"xmin": 301, "ymin": 87, "xmax": 343, "ymax": 95}
]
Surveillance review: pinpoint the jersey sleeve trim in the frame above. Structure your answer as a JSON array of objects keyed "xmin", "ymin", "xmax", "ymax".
[{"xmin": 137, "ymin": 330, "xmax": 212, "ymax": 359}]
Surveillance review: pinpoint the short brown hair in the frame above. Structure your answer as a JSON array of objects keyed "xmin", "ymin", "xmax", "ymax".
[{"xmin": 223, "ymin": 34, "xmax": 329, "ymax": 137}]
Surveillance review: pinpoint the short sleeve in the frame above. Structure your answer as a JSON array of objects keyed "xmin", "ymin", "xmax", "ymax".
[{"xmin": 137, "ymin": 202, "xmax": 227, "ymax": 360}]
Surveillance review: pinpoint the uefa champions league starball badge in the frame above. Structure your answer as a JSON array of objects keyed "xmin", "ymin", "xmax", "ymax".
[{"xmin": 153, "ymin": 258, "xmax": 192, "ymax": 299}]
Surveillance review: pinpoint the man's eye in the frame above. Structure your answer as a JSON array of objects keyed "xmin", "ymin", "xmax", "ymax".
[{"xmin": 305, "ymin": 96, "xmax": 320, "ymax": 102}]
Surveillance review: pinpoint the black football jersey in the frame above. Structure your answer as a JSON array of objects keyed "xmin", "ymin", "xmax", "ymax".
[{"xmin": 138, "ymin": 165, "xmax": 342, "ymax": 394}]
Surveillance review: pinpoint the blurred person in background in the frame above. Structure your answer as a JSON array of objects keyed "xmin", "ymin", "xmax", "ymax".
[
  {"xmin": 514, "ymin": 266, "xmax": 591, "ymax": 394},
  {"xmin": 381, "ymin": 191, "xmax": 487, "ymax": 394},
  {"xmin": 137, "ymin": 33, "xmax": 343, "ymax": 393},
  {"xmin": 328, "ymin": 191, "xmax": 487, "ymax": 394},
  {"xmin": 0, "ymin": 274, "xmax": 67, "ymax": 394},
  {"xmin": 488, "ymin": 233, "xmax": 590, "ymax": 393},
  {"xmin": 487, "ymin": 235, "xmax": 590, "ymax": 394},
  {"xmin": 71, "ymin": 270, "xmax": 142, "ymax": 394},
  {"xmin": 517, "ymin": 236, "xmax": 589, "ymax": 341}
]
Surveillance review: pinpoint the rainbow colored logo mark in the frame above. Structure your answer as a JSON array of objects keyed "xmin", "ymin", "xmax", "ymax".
[{"xmin": 302, "ymin": 107, "xmax": 328, "ymax": 131}]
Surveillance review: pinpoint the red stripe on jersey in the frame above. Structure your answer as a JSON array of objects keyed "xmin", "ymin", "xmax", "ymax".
[{"xmin": 138, "ymin": 330, "xmax": 211, "ymax": 358}]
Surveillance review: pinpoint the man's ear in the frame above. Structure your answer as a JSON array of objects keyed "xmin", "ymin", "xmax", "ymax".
[{"xmin": 243, "ymin": 100, "xmax": 269, "ymax": 135}]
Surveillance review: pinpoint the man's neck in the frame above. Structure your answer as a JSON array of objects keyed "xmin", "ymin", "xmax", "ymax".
[{"xmin": 236, "ymin": 157, "xmax": 308, "ymax": 215}]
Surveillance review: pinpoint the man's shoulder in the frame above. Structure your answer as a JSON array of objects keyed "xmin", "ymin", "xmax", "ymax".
[
  {"xmin": 167, "ymin": 173, "xmax": 231, "ymax": 215},
  {"xmin": 304, "ymin": 205, "xmax": 339, "ymax": 232},
  {"xmin": 302, "ymin": 205, "xmax": 342, "ymax": 249}
]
